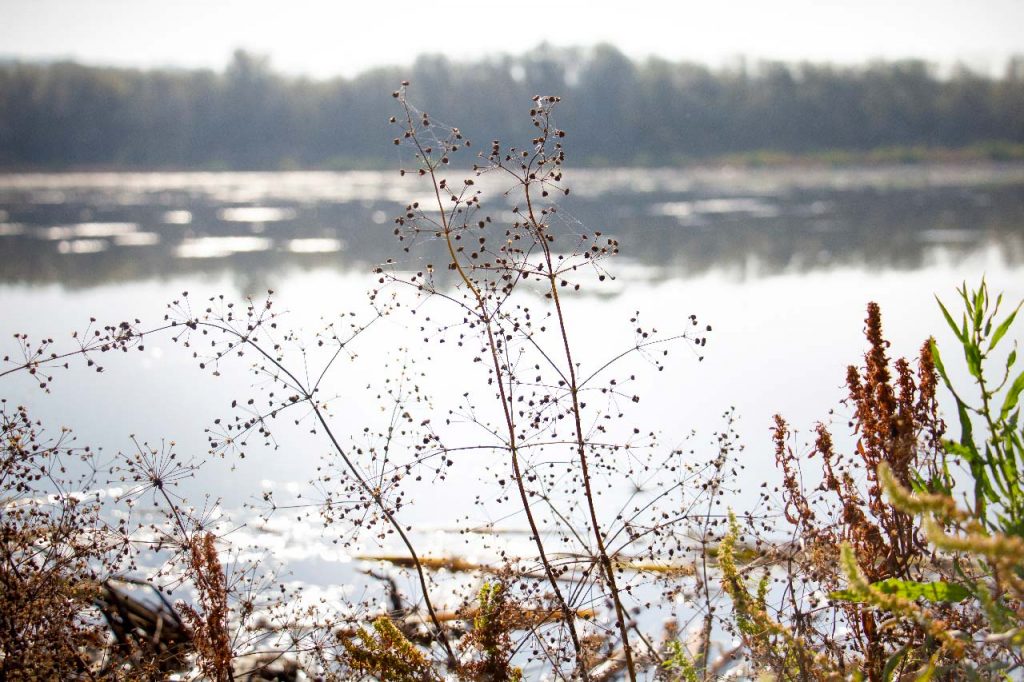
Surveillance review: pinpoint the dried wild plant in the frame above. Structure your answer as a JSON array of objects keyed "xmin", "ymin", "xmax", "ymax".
[
  {"xmin": 179, "ymin": 532, "xmax": 234, "ymax": 681},
  {"xmin": 374, "ymin": 84, "xmax": 716, "ymax": 680},
  {"xmin": 762, "ymin": 303, "xmax": 950, "ymax": 678},
  {"xmin": 0, "ymin": 402, "xmax": 132, "ymax": 679}
]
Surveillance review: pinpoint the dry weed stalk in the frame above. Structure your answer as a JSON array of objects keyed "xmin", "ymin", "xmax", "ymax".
[
  {"xmin": 161, "ymin": 290, "xmax": 464, "ymax": 670},
  {"xmin": 383, "ymin": 84, "xmax": 712, "ymax": 679},
  {"xmin": 460, "ymin": 581, "xmax": 524, "ymax": 681},
  {"xmin": 756, "ymin": 301, "xmax": 1017, "ymax": 681},
  {"xmin": 0, "ymin": 402, "xmax": 137, "ymax": 679},
  {"xmin": 179, "ymin": 532, "xmax": 234, "ymax": 681},
  {"xmin": 388, "ymin": 86, "xmax": 593, "ymax": 678}
]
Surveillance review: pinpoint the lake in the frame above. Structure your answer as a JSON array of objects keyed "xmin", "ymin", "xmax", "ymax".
[{"xmin": 1, "ymin": 164, "xmax": 1023, "ymax": 594}]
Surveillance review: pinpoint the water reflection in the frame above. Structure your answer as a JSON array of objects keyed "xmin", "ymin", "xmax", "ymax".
[
  {"xmin": 1, "ymin": 165, "xmax": 1022, "ymax": 290},
  {"xmin": 2, "ymin": 166, "xmax": 1023, "ymax": 596}
]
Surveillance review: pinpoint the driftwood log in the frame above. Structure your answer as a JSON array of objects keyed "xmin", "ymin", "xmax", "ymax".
[
  {"xmin": 94, "ymin": 577, "xmax": 192, "ymax": 673},
  {"xmin": 93, "ymin": 577, "xmax": 304, "ymax": 680}
]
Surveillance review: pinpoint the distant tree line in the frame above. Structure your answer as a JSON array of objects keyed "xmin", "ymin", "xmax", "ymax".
[{"xmin": 1, "ymin": 45, "xmax": 1022, "ymax": 169}]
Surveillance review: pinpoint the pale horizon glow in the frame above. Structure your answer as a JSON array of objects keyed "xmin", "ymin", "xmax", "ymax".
[{"xmin": 2, "ymin": 0, "xmax": 1022, "ymax": 78}]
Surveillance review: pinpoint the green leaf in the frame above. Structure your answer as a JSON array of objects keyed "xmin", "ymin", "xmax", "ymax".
[
  {"xmin": 894, "ymin": 579, "xmax": 972, "ymax": 602},
  {"xmin": 965, "ymin": 342, "xmax": 982, "ymax": 380},
  {"xmin": 1000, "ymin": 369, "xmax": 1024, "ymax": 422},
  {"xmin": 953, "ymin": 395, "xmax": 976, "ymax": 452},
  {"xmin": 936, "ymin": 298, "xmax": 965, "ymax": 343},
  {"xmin": 945, "ymin": 440, "xmax": 980, "ymax": 463},
  {"xmin": 988, "ymin": 301, "xmax": 1022, "ymax": 351},
  {"xmin": 830, "ymin": 579, "xmax": 971, "ymax": 604},
  {"xmin": 973, "ymin": 286, "xmax": 986, "ymax": 331},
  {"xmin": 929, "ymin": 339, "xmax": 955, "ymax": 391}
]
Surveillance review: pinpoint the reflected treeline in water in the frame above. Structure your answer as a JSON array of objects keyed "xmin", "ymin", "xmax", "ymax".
[
  {"xmin": 0, "ymin": 165, "xmax": 1022, "ymax": 290},
  {"xmin": 575, "ymin": 171, "xmax": 1024, "ymax": 278}
]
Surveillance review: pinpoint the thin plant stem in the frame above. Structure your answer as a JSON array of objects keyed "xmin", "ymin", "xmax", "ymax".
[
  {"xmin": 524, "ymin": 174, "xmax": 638, "ymax": 681},
  {"xmin": 189, "ymin": 318, "xmax": 460, "ymax": 669},
  {"xmin": 399, "ymin": 93, "xmax": 592, "ymax": 679}
]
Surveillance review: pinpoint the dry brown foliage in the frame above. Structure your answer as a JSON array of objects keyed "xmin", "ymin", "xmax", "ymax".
[
  {"xmin": 179, "ymin": 532, "xmax": 235, "ymax": 681},
  {"xmin": 767, "ymin": 302, "xmax": 981, "ymax": 680},
  {"xmin": 458, "ymin": 581, "xmax": 523, "ymax": 681},
  {"xmin": 0, "ymin": 403, "xmax": 127, "ymax": 679}
]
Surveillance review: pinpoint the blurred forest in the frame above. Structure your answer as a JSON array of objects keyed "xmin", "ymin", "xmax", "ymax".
[{"xmin": 1, "ymin": 44, "xmax": 1023, "ymax": 169}]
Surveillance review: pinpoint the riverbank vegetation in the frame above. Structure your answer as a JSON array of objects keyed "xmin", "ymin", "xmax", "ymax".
[
  {"xmin": 1, "ymin": 88, "xmax": 1022, "ymax": 680},
  {"xmin": 1, "ymin": 47, "xmax": 1024, "ymax": 169}
]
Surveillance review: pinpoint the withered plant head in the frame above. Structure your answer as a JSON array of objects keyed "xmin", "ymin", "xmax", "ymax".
[
  {"xmin": 1, "ymin": 316, "xmax": 150, "ymax": 394},
  {"xmin": 178, "ymin": 532, "xmax": 233, "ymax": 682},
  {"xmin": 765, "ymin": 302, "xmax": 970, "ymax": 680}
]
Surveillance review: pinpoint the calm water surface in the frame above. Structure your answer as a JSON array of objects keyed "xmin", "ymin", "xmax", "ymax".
[{"xmin": 2, "ymin": 165, "xmax": 1023, "ymax": 589}]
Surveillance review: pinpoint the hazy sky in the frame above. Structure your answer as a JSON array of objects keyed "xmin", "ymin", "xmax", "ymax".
[{"xmin": 2, "ymin": 0, "xmax": 1022, "ymax": 77}]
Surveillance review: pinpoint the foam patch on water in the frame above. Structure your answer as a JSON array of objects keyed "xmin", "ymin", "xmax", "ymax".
[
  {"xmin": 162, "ymin": 210, "xmax": 193, "ymax": 225},
  {"xmin": 114, "ymin": 232, "xmax": 161, "ymax": 247},
  {"xmin": 286, "ymin": 238, "xmax": 345, "ymax": 253},
  {"xmin": 42, "ymin": 222, "xmax": 139, "ymax": 240},
  {"xmin": 57, "ymin": 239, "xmax": 108, "ymax": 254},
  {"xmin": 176, "ymin": 236, "xmax": 273, "ymax": 258},
  {"xmin": 651, "ymin": 198, "xmax": 779, "ymax": 220},
  {"xmin": 218, "ymin": 206, "xmax": 297, "ymax": 223}
]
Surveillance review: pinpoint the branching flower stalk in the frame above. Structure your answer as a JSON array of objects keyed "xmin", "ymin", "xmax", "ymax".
[
  {"xmin": 386, "ymin": 86, "xmax": 710, "ymax": 678},
  {"xmin": 163, "ymin": 295, "xmax": 461, "ymax": 669},
  {"xmin": 510, "ymin": 97, "xmax": 637, "ymax": 681},
  {"xmin": 1, "ymin": 317, "xmax": 177, "ymax": 392},
  {"xmin": 391, "ymin": 85, "xmax": 591, "ymax": 678}
]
